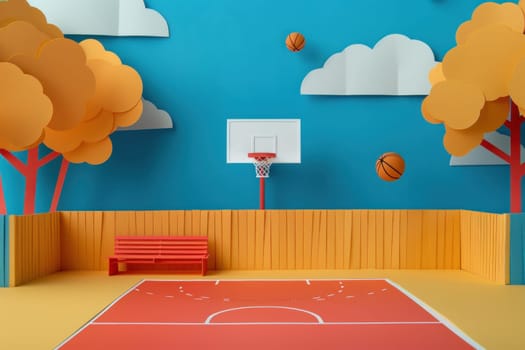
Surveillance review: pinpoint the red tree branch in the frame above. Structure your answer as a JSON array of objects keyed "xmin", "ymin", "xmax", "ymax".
[
  {"xmin": 50, "ymin": 158, "xmax": 69, "ymax": 212},
  {"xmin": 480, "ymin": 139, "xmax": 510, "ymax": 163},
  {"xmin": 0, "ymin": 149, "xmax": 28, "ymax": 175},
  {"xmin": 38, "ymin": 151, "xmax": 60, "ymax": 167}
]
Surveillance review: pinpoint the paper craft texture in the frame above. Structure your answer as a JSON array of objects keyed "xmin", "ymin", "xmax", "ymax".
[
  {"xmin": 118, "ymin": 99, "xmax": 173, "ymax": 131},
  {"xmin": 450, "ymin": 131, "xmax": 525, "ymax": 166},
  {"xmin": 0, "ymin": 62, "xmax": 51, "ymax": 149},
  {"xmin": 421, "ymin": 1, "xmax": 525, "ymax": 212},
  {"xmin": 27, "ymin": 0, "xmax": 169, "ymax": 37},
  {"xmin": 0, "ymin": 0, "xmax": 62, "ymax": 38},
  {"xmin": 301, "ymin": 34, "xmax": 437, "ymax": 95}
]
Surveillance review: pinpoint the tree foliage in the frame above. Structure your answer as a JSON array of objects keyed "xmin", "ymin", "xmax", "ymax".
[
  {"xmin": 0, "ymin": 0, "xmax": 144, "ymax": 213},
  {"xmin": 422, "ymin": 1, "xmax": 525, "ymax": 212},
  {"xmin": 422, "ymin": 1, "xmax": 525, "ymax": 156}
]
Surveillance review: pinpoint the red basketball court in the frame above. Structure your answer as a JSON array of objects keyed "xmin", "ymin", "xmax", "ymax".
[{"xmin": 56, "ymin": 279, "xmax": 482, "ymax": 349}]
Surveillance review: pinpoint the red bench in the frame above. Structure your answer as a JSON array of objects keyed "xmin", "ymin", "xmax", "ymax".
[{"xmin": 108, "ymin": 235, "xmax": 209, "ymax": 276}]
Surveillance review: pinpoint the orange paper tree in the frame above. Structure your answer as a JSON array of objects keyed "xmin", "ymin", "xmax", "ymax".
[
  {"xmin": 0, "ymin": 0, "xmax": 143, "ymax": 214},
  {"xmin": 422, "ymin": 1, "xmax": 525, "ymax": 213}
]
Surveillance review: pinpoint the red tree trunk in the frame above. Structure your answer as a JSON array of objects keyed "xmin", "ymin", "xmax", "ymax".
[
  {"xmin": 0, "ymin": 147, "xmax": 61, "ymax": 215},
  {"xmin": 23, "ymin": 147, "xmax": 39, "ymax": 215},
  {"xmin": 508, "ymin": 102, "xmax": 523, "ymax": 213},
  {"xmin": 481, "ymin": 100, "xmax": 523, "ymax": 213},
  {"xmin": 0, "ymin": 176, "xmax": 6, "ymax": 215}
]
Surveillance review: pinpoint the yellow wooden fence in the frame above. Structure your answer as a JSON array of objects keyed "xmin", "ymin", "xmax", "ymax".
[
  {"xmin": 58, "ymin": 210, "xmax": 462, "ymax": 271},
  {"xmin": 7, "ymin": 209, "xmax": 510, "ymax": 286},
  {"xmin": 460, "ymin": 210, "xmax": 509, "ymax": 284},
  {"xmin": 9, "ymin": 212, "xmax": 60, "ymax": 287}
]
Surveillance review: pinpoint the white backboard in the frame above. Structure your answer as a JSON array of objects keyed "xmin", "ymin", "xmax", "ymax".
[{"xmin": 226, "ymin": 119, "xmax": 301, "ymax": 163}]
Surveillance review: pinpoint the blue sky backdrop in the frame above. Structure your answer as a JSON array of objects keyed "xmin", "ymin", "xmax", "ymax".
[{"xmin": 0, "ymin": 0, "xmax": 514, "ymax": 213}]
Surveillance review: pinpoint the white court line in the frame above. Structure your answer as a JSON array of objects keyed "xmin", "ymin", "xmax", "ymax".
[
  {"xmin": 384, "ymin": 279, "xmax": 484, "ymax": 350},
  {"xmin": 138, "ymin": 278, "xmax": 485, "ymax": 349},
  {"xmin": 92, "ymin": 321, "xmax": 442, "ymax": 326},
  {"xmin": 57, "ymin": 278, "xmax": 484, "ymax": 349},
  {"xmin": 204, "ymin": 306, "xmax": 324, "ymax": 324},
  {"xmin": 141, "ymin": 278, "xmax": 387, "ymax": 283},
  {"xmin": 54, "ymin": 279, "xmax": 146, "ymax": 349}
]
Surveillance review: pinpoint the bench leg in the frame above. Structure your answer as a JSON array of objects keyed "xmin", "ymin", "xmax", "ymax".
[
  {"xmin": 108, "ymin": 258, "xmax": 118, "ymax": 276},
  {"xmin": 201, "ymin": 259, "xmax": 207, "ymax": 276}
]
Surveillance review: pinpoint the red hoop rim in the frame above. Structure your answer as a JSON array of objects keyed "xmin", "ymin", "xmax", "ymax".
[{"xmin": 248, "ymin": 152, "xmax": 276, "ymax": 159}]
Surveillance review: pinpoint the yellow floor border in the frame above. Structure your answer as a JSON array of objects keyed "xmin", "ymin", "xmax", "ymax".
[{"xmin": 0, "ymin": 270, "xmax": 524, "ymax": 350}]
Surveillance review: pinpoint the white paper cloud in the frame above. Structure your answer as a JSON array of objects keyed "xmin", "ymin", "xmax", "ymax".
[
  {"xmin": 301, "ymin": 34, "xmax": 437, "ymax": 95},
  {"xmin": 119, "ymin": 99, "xmax": 173, "ymax": 131},
  {"xmin": 450, "ymin": 131, "xmax": 525, "ymax": 166},
  {"xmin": 28, "ymin": 0, "xmax": 169, "ymax": 37}
]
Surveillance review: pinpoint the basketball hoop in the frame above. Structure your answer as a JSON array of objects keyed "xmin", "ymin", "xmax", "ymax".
[
  {"xmin": 248, "ymin": 152, "xmax": 276, "ymax": 210},
  {"xmin": 248, "ymin": 152, "xmax": 276, "ymax": 178}
]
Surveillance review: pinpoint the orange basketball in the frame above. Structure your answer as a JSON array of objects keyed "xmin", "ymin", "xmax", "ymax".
[
  {"xmin": 285, "ymin": 32, "xmax": 305, "ymax": 52},
  {"xmin": 375, "ymin": 152, "xmax": 405, "ymax": 182}
]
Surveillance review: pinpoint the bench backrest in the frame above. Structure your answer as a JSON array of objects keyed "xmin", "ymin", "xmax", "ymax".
[{"xmin": 114, "ymin": 236, "xmax": 208, "ymax": 257}]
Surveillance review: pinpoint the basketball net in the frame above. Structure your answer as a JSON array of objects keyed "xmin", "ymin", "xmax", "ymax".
[{"xmin": 248, "ymin": 152, "xmax": 276, "ymax": 178}]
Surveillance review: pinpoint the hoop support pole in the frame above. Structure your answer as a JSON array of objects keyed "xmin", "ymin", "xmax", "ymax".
[{"xmin": 259, "ymin": 177, "xmax": 265, "ymax": 210}]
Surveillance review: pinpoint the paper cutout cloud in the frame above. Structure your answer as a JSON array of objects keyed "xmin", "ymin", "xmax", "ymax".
[
  {"xmin": 301, "ymin": 34, "xmax": 438, "ymax": 95},
  {"xmin": 450, "ymin": 131, "xmax": 525, "ymax": 166},
  {"xmin": 119, "ymin": 99, "xmax": 173, "ymax": 131},
  {"xmin": 27, "ymin": 0, "xmax": 169, "ymax": 37}
]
